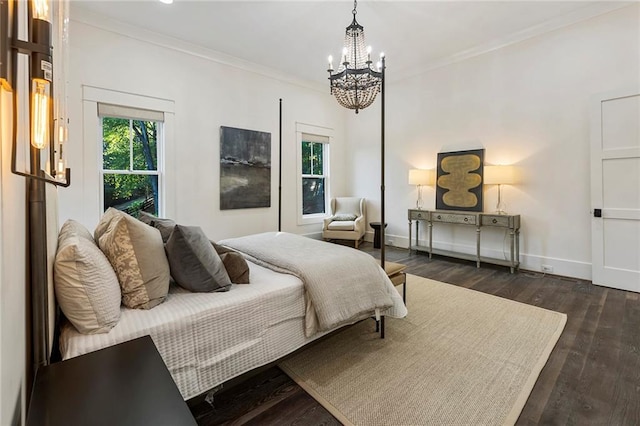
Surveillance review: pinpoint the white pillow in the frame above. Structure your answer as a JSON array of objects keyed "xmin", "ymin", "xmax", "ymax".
[{"xmin": 54, "ymin": 220, "xmax": 121, "ymax": 334}]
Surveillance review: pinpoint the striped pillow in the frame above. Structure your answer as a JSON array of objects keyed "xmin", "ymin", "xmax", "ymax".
[{"xmin": 54, "ymin": 220, "xmax": 121, "ymax": 334}]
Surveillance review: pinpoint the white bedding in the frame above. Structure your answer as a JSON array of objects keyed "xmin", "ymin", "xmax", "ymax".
[
  {"xmin": 60, "ymin": 261, "xmax": 330, "ymax": 400},
  {"xmin": 220, "ymin": 232, "xmax": 407, "ymax": 335}
]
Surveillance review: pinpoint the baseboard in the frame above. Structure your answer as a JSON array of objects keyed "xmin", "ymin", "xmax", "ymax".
[{"xmin": 382, "ymin": 233, "xmax": 592, "ymax": 281}]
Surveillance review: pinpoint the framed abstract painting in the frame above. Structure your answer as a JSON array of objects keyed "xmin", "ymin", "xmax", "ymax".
[
  {"xmin": 436, "ymin": 149, "xmax": 484, "ymax": 212},
  {"xmin": 220, "ymin": 126, "xmax": 271, "ymax": 210}
]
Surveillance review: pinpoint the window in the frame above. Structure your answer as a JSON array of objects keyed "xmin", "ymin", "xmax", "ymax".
[
  {"xmin": 296, "ymin": 123, "xmax": 332, "ymax": 224},
  {"xmin": 302, "ymin": 140, "xmax": 327, "ymax": 215},
  {"xmin": 99, "ymin": 103, "xmax": 164, "ymax": 217}
]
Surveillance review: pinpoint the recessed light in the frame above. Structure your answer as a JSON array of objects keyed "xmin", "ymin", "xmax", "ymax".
[{"xmin": 159, "ymin": 0, "xmax": 173, "ymax": 4}]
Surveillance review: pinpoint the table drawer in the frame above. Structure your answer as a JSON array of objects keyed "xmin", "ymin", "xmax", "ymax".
[
  {"xmin": 481, "ymin": 215, "xmax": 513, "ymax": 227},
  {"xmin": 432, "ymin": 212, "xmax": 477, "ymax": 225},
  {"xmin": 409, "ymin": 210, "xmax": 428, "ymax": 220}
]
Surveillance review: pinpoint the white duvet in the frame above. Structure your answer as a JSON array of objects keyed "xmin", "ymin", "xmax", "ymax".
[{"xmin": 220, "ymin": 232, "xmax": 407, "ymax": 335}]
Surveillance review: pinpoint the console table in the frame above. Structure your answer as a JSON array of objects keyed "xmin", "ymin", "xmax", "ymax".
[{"xmin": 408, "ymin": 209, "xmax": 521, "ymax": 273}]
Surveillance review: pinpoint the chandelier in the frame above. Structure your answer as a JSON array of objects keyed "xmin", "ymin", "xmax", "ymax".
[{"xmin": 327, "ymin": 0, "xmax": 384, "ymax": 114}]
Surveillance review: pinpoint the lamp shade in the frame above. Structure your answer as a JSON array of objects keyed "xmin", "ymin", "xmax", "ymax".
[
  {"xmin": 408, "ymin": 169, "xmax": 434, "ymax": 186},
  {"xmin": 484, "ymin": 165, "xmax": 517, "ymax": 185}
]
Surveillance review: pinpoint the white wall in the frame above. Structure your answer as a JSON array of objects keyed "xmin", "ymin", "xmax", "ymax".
[
  {"xmin": 348, "ymin": 5, "xmax": 640, "ymax": 279},
  {"xmin": 0, "ymin": 86, "xmax": 27, "ymax": 424},
  {"xmin": 59, "ymin": 12, "xmax": 348, "ymax": 240}
]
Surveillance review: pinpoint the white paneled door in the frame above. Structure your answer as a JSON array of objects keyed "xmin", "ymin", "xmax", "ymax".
[{"xmin": 591, "ymin": 90, "xmax": 640, "ymax": 292}]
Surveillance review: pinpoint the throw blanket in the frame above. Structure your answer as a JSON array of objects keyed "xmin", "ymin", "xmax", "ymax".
[{"xmin": 219, "ymin": 232, "xmax": 405, "ymax": 336}]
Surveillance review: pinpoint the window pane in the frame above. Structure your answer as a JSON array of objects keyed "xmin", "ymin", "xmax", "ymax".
[
  {"xmin": 103, "ymin": 174, "xmax": 159, "ymax": 216},
  {"xmin": 132, "ymin": 120, "xmax": 158, "ymax": 171},
  {"xmin": 302, "ymin": 177, "xmax": 325, "ymax": 215},
  {"xmin": 302, "ymin": 141, "xmax": 312, "ymax": 175},
  {"xmin": 312, "ymin": 143, "xmax": 324, "ymax": 175},
  {"xmin": 102, "ymin": 117, "xmax": 131, "ymax": 171}
]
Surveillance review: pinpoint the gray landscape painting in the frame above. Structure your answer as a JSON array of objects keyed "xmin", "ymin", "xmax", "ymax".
[{"xmin": 220, "ymin": 126, "xmax": 271, "ymax": 210}]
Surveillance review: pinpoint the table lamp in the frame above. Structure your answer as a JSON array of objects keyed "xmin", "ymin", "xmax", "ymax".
[
  {"xmin": 408, "ymin": 169, "xmax": 434, "ymax": 210},
  {"xmin": 484, "ymin": 165, "xmax": 517, "ymax": 214}
]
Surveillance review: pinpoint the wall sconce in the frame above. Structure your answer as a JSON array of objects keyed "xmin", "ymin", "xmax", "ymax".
[
  {"xmin": 2, "ymin": 0, "xmax": 71, "ymax": 187},
  {"xmin": 484, "ymin": 165, "xmax": 518, "ymax": 214},
  {"xmin": 408, "ymin": 168, "xmax": 435, "ymax": 210}
]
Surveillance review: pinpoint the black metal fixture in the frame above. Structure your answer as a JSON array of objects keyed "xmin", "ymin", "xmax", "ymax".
[
  {"xmin": 3, "ymin": 0, "xmax": 71, "ymax": 187},
  {"xmin": 1, "ymin": 0, "xmax": 71, "ymax": 401},
  {"xmin": 327, "ymin": 0, "xmax": 387, "ymax": 270},
  {"xmin": 327, "ymin": 0, "xmax": 383, "ymax": 114}
]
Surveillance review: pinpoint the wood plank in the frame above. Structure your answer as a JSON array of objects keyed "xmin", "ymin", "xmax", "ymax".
[{"xmin": 608, "ymin": 292, "xmax": 640, "ymax": 425}]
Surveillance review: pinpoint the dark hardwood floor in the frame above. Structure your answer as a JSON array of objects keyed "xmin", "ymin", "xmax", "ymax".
[{"xmin": 191, "ymin": 242, "xmax": 640, "ymax": 425}]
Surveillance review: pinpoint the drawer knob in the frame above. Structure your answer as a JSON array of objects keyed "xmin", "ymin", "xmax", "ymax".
[
  {"xmin": 437, "ymin": 215, "xmax": 441, "ymax": 219},
  {"xmin": 417, "ymin": 214, "xmax": 422, "ymax": 218},
  {"xmin": 464, "ymin": 217, "xmax": 468, "ymax": 222},
  {"xmin": 492, "ymin": 219, "xmax": 497, "ymax": 224}
]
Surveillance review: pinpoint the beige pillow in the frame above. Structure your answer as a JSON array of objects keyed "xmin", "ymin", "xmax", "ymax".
[
  {"xmin": 54, "ymin": 220, "xmax": 121, "ymax": 334},
  {"xmin": 212, "ymin": 242, "xmax": 250, "ymax": 284},
  {"xmin": 98, "ymin": 211, "xmax": 170, "ymax": 309},
  {"xmin": 59, "ymin": 219, "xmax": 95, "ymax": 242},
  {"xmin": 94, "ymin": 207, "xmax": 122, "ymax": 242}
]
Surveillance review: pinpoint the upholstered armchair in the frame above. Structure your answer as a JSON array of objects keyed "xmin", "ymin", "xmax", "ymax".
[{"xmin": 322, "ymin": 197, "xmax": 366, "ymax": 248}]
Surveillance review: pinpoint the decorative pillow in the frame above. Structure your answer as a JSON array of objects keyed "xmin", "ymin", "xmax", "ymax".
[
  {"xmin": 333, "ymin": 214, "xmax": 357, "ymax": 221},
  {"xmin": 54, "ymin": 220, "xmax": 121, "ymax": 334},
  {"xmin": 93, "ymin": 207, "xmax": 122, "ymax": 242},
  {"xmin": 138, "ymin": 211, "xmax": 176, "ymax": 243},
  {"xmin": 59, "ymin": 219, "xmax": 95, "ymax": 242},
  {"xmin": 212, "ymin": 242, "xmax": 250, "ymax": 284},
  {"xmin": 166, "ymin": 226, "xmax": 232, "ymax": 292},
  {"xmin": 97, "ymin": 210, "xmax": 170, "ymax": 309}
]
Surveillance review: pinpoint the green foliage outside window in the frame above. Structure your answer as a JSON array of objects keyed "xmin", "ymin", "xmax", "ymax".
[
  {"xmin": 302, "ymin": 141, "xmax": 326, "ymax": 215},
  {"xmin": 102, "ymin": 117, "xmax": 159, "ymax": 216}
]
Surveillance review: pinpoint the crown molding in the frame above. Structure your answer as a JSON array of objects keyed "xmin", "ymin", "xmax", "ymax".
[
  {"xmin": 72, "ymin": 2, "xmax": 634, "ymax": 88},
  {"xmin": 391, "ymin": 2, "xmax": 635, "ymax": 83},
  {"xmin": 70, "ymin": 6, "xmax": 328, "ymax": 94}
]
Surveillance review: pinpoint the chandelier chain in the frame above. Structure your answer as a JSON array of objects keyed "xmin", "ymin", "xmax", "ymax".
[{"xmin": 352, "ymin": 0, "xmax": 357, "ymax": 17}]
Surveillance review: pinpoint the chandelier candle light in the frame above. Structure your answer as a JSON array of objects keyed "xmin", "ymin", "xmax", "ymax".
[{"xmin": 327, "ymin": 0, "xmax": 383, "ymax": 113}]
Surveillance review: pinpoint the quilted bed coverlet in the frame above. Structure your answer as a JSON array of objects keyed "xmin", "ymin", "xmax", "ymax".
[{"xmin": 219, "ymin": 232, "xmax": 407, "ymax": 336}]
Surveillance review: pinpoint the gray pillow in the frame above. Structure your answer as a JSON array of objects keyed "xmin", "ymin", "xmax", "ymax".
[
  {"xmin": 333, "ymin": 214, "xmax": 357, "ymax": 221},
  {"xmin": 166, "ymin": 225, "xmax": 232, "ymax": 292},
  {"xmin": 138, "ymin": 211, "xmax": 176, "ymax": 243}
]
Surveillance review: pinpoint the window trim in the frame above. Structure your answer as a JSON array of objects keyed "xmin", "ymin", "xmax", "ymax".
[
  {"xmin": 82, "ymin": 86, "xmax": 175, "ymax": 223},
  {"xmin": 296, "ymin": 122, "xmax": 333, "ymax": 226},
  {"xmin": 99, "ymin": 115, "xmax": 163, "ymax": 216}
]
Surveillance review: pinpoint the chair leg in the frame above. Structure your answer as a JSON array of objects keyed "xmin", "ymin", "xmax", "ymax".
[
  {"xmin": 380, "ymin": 316, "xmax": 385, "ymax": 339},
  {"xmin": 355, "ymin": 239, "xmax": 359, "ymax": 249}
]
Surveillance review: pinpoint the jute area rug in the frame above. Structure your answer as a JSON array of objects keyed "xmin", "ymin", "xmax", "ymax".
[{"xmin": 279, "ymin": 274, "xmax": 566, "ymax": 426}]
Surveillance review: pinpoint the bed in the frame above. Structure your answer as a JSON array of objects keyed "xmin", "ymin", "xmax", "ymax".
[{"xmin": 57, "ymin": 229, "xmax": 407, "ymax": 400}]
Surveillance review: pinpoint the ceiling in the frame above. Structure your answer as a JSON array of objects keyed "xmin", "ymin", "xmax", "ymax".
[{"xmin": 72, "ymin": 1, "xmax": 630, "ymax": 85}]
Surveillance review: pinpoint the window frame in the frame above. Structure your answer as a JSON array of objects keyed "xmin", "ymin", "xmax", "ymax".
[
  {"xmin": 296, "ymin": 122, "xmax": 333, "ymax": 225},
  {"xmin": 99, "ymin": 115, "xmax": 164, "ymax": 216},
  {"xmin": 81, "ymin": 86, "xmax": 175, "ymax": 225}
]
